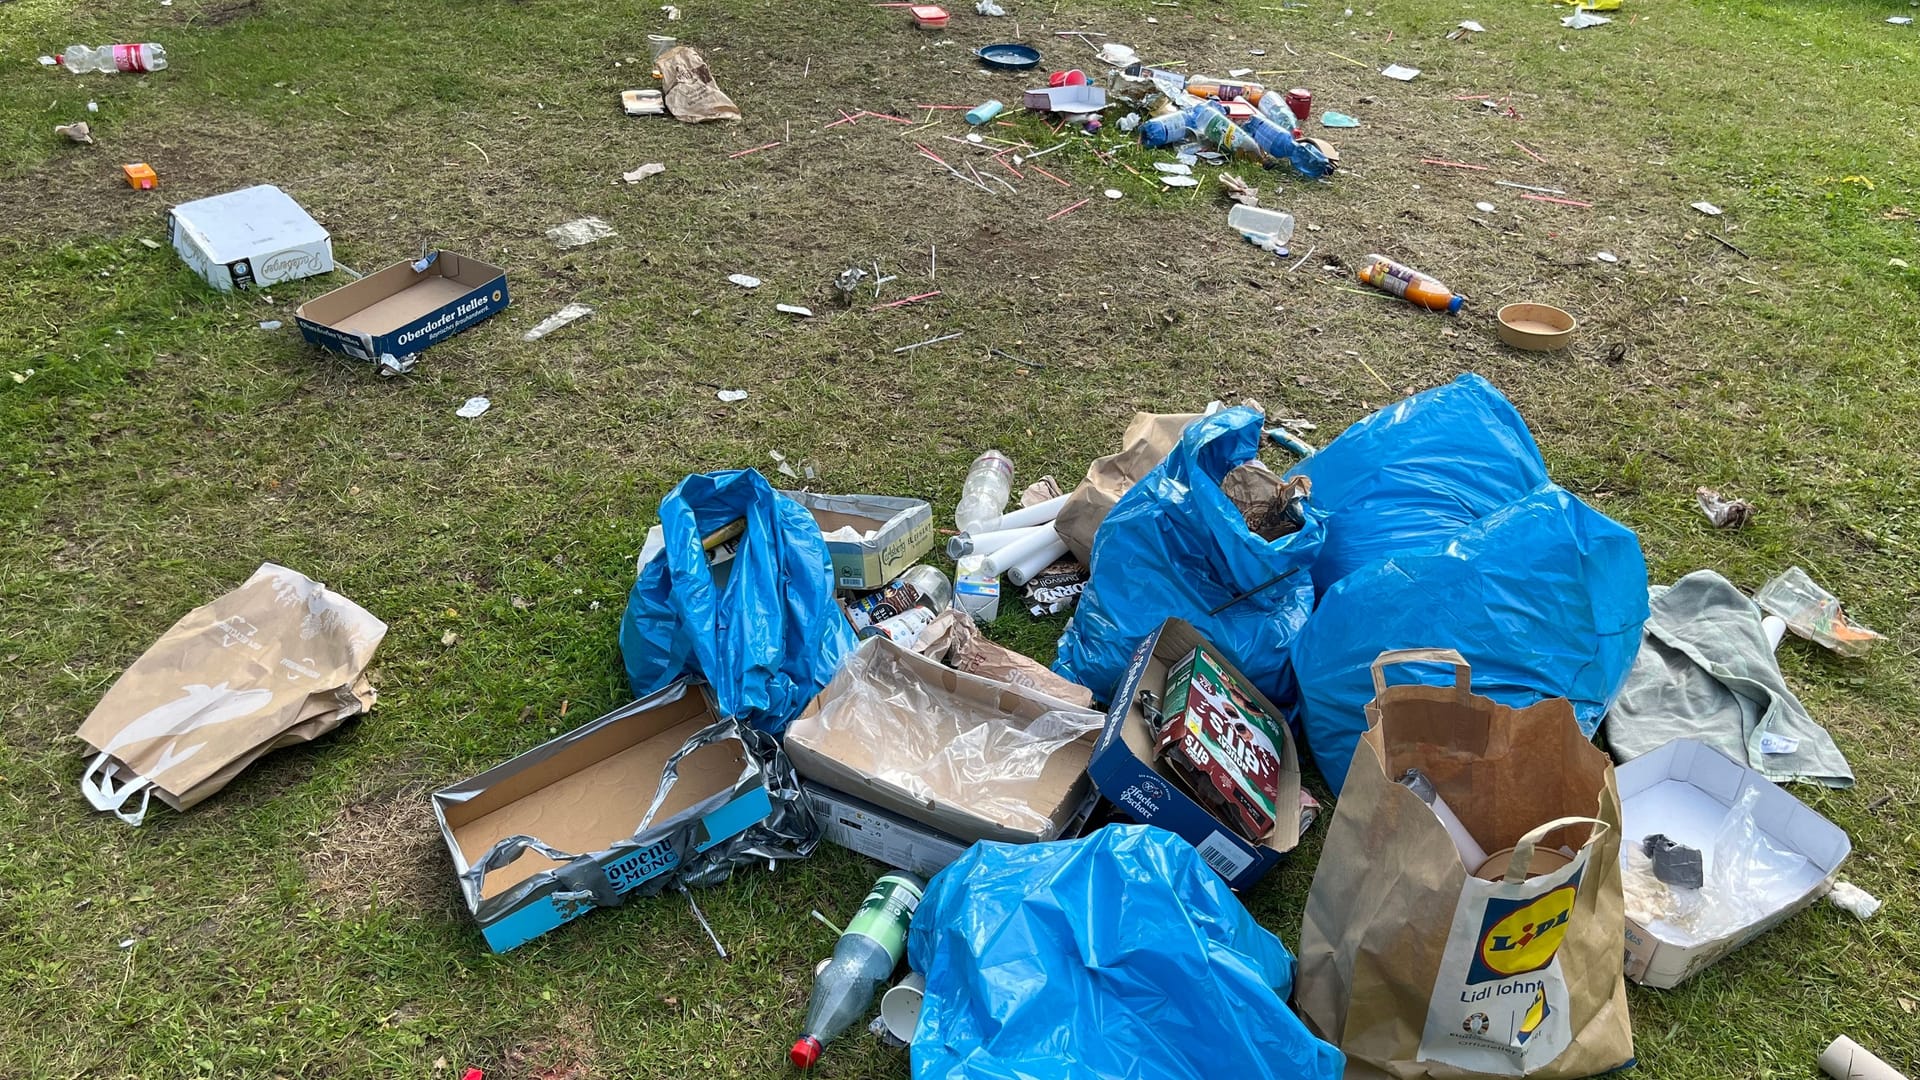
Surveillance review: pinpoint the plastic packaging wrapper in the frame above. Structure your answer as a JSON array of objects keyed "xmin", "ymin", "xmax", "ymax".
[
  {"xmin": 907, "ymin": 825, "xmax": 1345, "ymax": 1080},
  {"xmin": 807, "ymin": 642, "xmax": 1100, "ymax": 834},
  {"xmin": 912, "ymin": 609, "xmax": 1095, "ymax": 707},
  {"xmin": 1754, "ymin": 565, "xmax": 1882, "ymax": 658},
  {"xmin": 1053, "ymin": 407, "xmax": 1325, "ymax": 706},
  {"xmin": 620, "ymin": 469, "xmax": 857, "ymax": 736},
  {"xmin": 1621, "ymin": 784, "xmax": 1811, "ymax": 947},
  {"xmin": 1285, "ymin": 377, "xmax": 1647, "ymax": 793}
]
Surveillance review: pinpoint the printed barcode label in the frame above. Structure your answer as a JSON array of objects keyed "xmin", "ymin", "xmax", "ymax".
[{"xmin": 1196, "ymin": 831, "xmax": 1254, "ymax": 881}]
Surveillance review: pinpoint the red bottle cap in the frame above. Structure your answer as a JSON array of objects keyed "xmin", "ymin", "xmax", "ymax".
[
  {"xmin": 461, "ymin": 1070, "xmax": 485, "ymax": 1080},
  {"xmin": 789, "ymin": 1036, "xmax": 823, "ymax": 1069}
]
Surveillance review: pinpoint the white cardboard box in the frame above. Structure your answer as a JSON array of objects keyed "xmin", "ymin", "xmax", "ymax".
[
  {"xmin": 1616, "ymin": 738, "xmax": 1850, "ymax": 988},
  {"xmin": 169, "ymin": 184, "xmax": 332, "ymax": 292}
]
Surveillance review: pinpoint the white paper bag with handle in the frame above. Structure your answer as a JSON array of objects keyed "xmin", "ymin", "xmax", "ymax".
[{"xmin": 74, "ymin": 563, "xmax": 386, "ymax": 825}]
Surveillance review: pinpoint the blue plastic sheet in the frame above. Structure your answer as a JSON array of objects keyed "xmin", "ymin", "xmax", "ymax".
[
  {"xmin": 907, "ymin": 825, "xmax": 1345, "ymax": 1080},
  {"xmin": 1285, "ymin": 377, "xmax": 1648, "ymax": 793},
  {"xmin": 619, "ymin": 469, "xmax": 857, "ymax": 737},
  {"xmin": 1052, "ymin": 407, "xmax": 1325, "ymax": 706}
]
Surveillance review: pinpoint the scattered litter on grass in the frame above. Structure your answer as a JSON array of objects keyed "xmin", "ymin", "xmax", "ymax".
[
  {"xmin": 1096, "ymin": 43, "xmax": 1141, "ymax": 66},
  {"xmin": 776, "ymin": 304, "xmax": 814, "ymax": 317},
  {"xmin": 662, "ymin": 4, "xmax": 681, "ymax": 17},
  {"xmin": 870, "ymin": 290, "xmax": 941, "ymax": 311},
  {"xmin": 1321, "ymin": 111, "xmax": 1360, "ymax": 127},
  {"xmin": 717, "ymin": 389, "xmax": 749, "ymax": 403},
  {"xmin": 117, "ymin": 938, "xmax": 136, "ymax": 950},
  {"xmin": 1828, "ymin": 881, "xmax": 1882, "ymax": 920},
  {"xmin": 1105, "ymin": 188, "xmax": 1123, "ymax": 199},
  {"xmin": 1695, "ymin": 487, "xmax": 1754, "ymax": 528},
  {"xmin": 456, "ymin": 396, "xmax": 491, "ymax": 419},
  {"xmin": 1692, "ymin": 200, "xmax": 1724, "ymax": 216},
  {"xmin": 659, "ymin": 44, "xmax": 740, "ymax": 122},
  {"xmin": 1475, "ymin": 200, "xmax": 1497, "ymax": 212},
  {"xmin": 8, "ymin": 369, "xmax": 35, "ymax": 384},
  {"xmin": 1597, "ymin": 251, "xmax": 1619, "ymax": 263},
  {"xmin": 976, "ymin": 0, "xmax": 1006, "ymax": 14},
  {"xmin": 1496, "ymin": 179, "xmax": 1568, "ymax": 194},
  {"xmin": 523, "ymin": 303, "xmax": 594, "ymax": 341},
  {"xmin": 55, "ymin": 122, "xmax": 93, "ymax": 144},
  {"xmin": 1229, "ymin": 67, "xmax": 1254, "ymax": 77},
  {"xmin": 833, "ymin": 266, "xmax": 869, "ymax": 299},
  {"xmin": 622, "ymin": 162, "xmax": 666, "ymax": 182},
  {"xmin": 1563, "ymin": 9, "xmax": 1611, "ymax": 28},
  {"xmin": 1381, "ymin": 63, "xmax": 1421, "ymax": 80},
  {"xmin": 1454, "ymin": 19, "xmax": 1486, "ymax": 33},
  {"xmin": 728, "ymin": 273, "xmax": 763, "ymax": 289},
  {"xmin": 258, "ymin": 320, "xmax": 282, "ymax": 330},
  {"xmin": 138, "ymin": 238, "xmax": 161, "ymax": 249},
  {"xmin": 1154, "ymin": 162, "xmax": 1192, "ymax": 175},
  {"xmin": 1161, "ymin": 175, "xmax": 1199, "ymax": 187},
  {"xmin": 622, "ymin": 88, "xmax": 667, "ymax": 115},
  {"xmin": 1887, "ymin": 15, "xmax": 1913, "ymax": 24},
  {"xmin": 1756, "ymin": 566, "xmax": 1882, "ymax": 657},
  {"xmin": 547, "ymin": 216, "xmax": 616, "ymax": 248}
]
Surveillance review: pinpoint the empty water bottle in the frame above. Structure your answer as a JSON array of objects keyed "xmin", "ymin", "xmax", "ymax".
[
  {"xmin": 953, "ymin": 450, "xmax": 1013, "ymax": 534},
  {"xmin": 1137, "ymin": 107, "xmax": 1194, "ymax": 149},
  {"xmin": 60, "ymin": 44, "xmax": 168, "ymax": 74}
]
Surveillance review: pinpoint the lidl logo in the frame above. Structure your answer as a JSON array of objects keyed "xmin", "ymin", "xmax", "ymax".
[
  {"xmin": 1467, "ymin": 873, "xmax": 1581, "ymax": 984},
  {"xmin": 1515, "ymin": 985, "xmax": 1551, "ymax": 1044}
]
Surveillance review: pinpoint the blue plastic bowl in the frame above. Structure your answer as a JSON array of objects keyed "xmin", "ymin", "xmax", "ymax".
[{"xmin": 975, "ymin": 43, "xmax": 1041, "ymax": 70}]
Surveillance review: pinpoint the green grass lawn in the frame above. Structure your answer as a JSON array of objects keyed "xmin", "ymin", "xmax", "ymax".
[{"xmin": 2, "ymin": 0, "xmax": 1917, "ymax": 1076}]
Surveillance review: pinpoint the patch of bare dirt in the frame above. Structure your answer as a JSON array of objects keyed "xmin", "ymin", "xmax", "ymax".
[{"xmin": 303, "ymin": 783, "xmax": 448, "ymax": 916}]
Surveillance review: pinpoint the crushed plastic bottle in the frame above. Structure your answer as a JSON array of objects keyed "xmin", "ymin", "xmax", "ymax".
[
  {"xmin": 60, "ymin": 44, "xmax": 168, "ymax": 74},
  {"xmin": 791, "ymin": 872, "xmax": 925, "ymax": 1069},
  {"xmin": 953, "ymin": 450, "xmax": 1013, "ymax": 534}
]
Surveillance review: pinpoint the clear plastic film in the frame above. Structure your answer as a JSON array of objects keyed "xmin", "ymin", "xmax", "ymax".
[
  {"xmin": 1622, "ymin": 784, "xmax": 1811, "ymax": 946},
  {"xmin": 810, "ymin": 642, "xmax": 1102, "ymax": 835}
]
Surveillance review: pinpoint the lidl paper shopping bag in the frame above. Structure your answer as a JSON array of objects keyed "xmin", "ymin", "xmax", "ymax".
[
  {"xmin": 75, "ymin": 564, "xmax": 387, "ymax": 825},
  {"xmin": 1296, "ymin": 649, "xmax": 1631, "ymax": 1079}
]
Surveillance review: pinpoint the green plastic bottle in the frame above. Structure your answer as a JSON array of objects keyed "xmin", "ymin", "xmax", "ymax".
[{"xmin": 789, "ymin": 872, "xmax": 925, "ymax": 1068}]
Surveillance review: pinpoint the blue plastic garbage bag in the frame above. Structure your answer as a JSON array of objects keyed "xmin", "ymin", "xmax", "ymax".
[
  {"xmin": 1285, "ymin": 373, "xmax": 1550, "ymax": 594},
  {"xmin": 1291, "ymin": 485, "xmax": 1649, "ymax": 793},
  {"xmin": 907, "ymin": 825, "xmax": 1345, "ymax": 1080},
  {"xmin": 619, "ymin": 469, "xmax": 857, "ymax": 737},
  {"xmin": 1052, "ymin": 407, "xmax": 1326, "ymax": 706}
]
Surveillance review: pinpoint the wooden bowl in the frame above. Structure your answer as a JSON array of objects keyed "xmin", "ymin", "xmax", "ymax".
[{"xmin": 1496, "ymin": 303, "xmax": 1577, "ymax": 351}]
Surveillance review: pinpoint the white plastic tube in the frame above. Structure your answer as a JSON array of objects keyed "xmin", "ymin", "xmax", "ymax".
[
  {"xmin": 1762, "ymin": 615, "xmax": 1788, "ymax": 651},
  {"xmin": 995, "ymin": 494, "xmax": 1069, "ymax": 530},
  {"xmin": 946, "ymin": 523, "xmax": 1047, "ymax": 560},
  {"xmin": 1005, "ymin": 535, "xmax": 1070, "ymax": 586},
  {"xmin": 977, "ymin": 526, "xmax": 1063, "ymax": 579}
]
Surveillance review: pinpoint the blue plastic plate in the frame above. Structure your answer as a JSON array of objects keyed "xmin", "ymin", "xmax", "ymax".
[{"xmin": 975, "ymin": 43, "xmax": 1041, "ymax": 70}]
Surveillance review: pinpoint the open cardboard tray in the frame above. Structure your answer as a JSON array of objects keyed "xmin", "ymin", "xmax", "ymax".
[{"xmin": 296, "ymin": 250, "xmax": 508, "ymax": 368}]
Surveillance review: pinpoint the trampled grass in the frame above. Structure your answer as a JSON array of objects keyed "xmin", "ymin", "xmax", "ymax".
[{"xmin": 1, "ymin": 0, "xmax": 1915, "ymax": 1077}]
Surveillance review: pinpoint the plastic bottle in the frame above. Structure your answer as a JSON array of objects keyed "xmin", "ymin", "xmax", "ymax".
[
  {"xmin": 1357, "ymin": 254, "xmax": 1465, "ymax": 314},
  {"xmin": 858, "ymin": 606, "xmax": 938, "ymax": 647},
  {"xmin": 1138, "ymin": 105, "xmax": 1196, "ymax": 148},
  {"xmin": 1398, "ymin": 768, "xmax": 1488, "ymax": 870},
  {"xmin": 791, "ymin": 872, "xmax": 926, "ymax": 1069},
  {"xmin": 60, "ymin": 44, "xmax": 168, "ymax": 74},
  {"xmin": 1233, "ymin": 107, "xmax": 1333, "ymax": 179},
  {"xmin": 953, "ymin": 450, "xmax": 1013, "ymax": 533}
]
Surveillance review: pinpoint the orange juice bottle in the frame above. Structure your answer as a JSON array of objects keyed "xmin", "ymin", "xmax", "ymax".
[{"xmin": 1358, "ymin": 254, "xmax": 1464, "ymax": 314}]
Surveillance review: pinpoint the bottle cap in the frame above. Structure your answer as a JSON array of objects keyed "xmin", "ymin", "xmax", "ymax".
[
  {"xmin": 1446, "ymin": 295, "xmax": 1465, "ymax": 314},
  {"xmin": 789, "ymin": 1036, "xmax": 822, "ymax": 1069}
]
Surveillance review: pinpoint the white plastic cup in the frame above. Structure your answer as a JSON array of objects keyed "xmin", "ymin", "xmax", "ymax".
[
  {"xmin": 1762, "ymin": 614, "xmax": 1788, "ymax": 651},
  {"xmin": 879, "ymin": 971, "xmax": 926, "ymax": 1043}
]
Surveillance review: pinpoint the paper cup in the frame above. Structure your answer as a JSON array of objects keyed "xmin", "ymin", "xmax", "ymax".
[{"xmin": 880, "ymin": 971, "xmax": 926, "ymax": 1043}]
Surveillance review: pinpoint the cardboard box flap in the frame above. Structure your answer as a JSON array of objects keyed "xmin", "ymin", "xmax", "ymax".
[{"xmin": 785, "ymin": 637, "xmax": 1101, "ymax": 844}]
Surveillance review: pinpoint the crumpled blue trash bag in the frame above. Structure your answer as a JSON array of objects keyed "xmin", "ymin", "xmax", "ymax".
[
  {"xmin": 1053, "ymin": 407, "xmax": 1326, "ymax": 706},
  {"xmin": 1284, "ymin": 377, "xmax": 1648, "ymax": 793},
  {"xmin": 619, "ymin": 469, "xmax": 857, "ymax": 737},
  {"xmin": 907, "ymin": 825, "xmax": 1345, "ymax": 1080},
  {"xmin": 1285, "ymin": 373, "xmax": 1550, "ymax": 594}
]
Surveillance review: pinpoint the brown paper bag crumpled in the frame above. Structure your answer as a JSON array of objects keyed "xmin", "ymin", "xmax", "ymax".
[
  {"xmin": 912, "ymin": 609, "xmax": 1094, "ymax": 708},
  {"xmin": 1295, "ymin": 649, "xmax": 1633, "ymax": 1079},
  {"xmin": 75, "ymin": 563, "xmax": 387, "ymax": 825},
  {"xmin": 1054, "ymin": 412, "xmax": 1204, "ymax": 563},
  {"xmin": 657, "ymin": 45, "xmax": 741, "ymax": 123}
]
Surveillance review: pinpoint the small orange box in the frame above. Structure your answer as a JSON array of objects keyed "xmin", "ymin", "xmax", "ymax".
[{"xmin": 123, "ymin": 163, "xmax": 158, "ymax": 190}]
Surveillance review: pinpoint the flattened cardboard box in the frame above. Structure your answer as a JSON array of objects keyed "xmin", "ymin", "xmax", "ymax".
[
  {"xmin": 1087, "ymin": 618, "xmax": 1304, "ymax": 890},
  {"xmin": 1617, "ymin": 738, "xmax": 1850, "ymax": 988},
  {"xmin": 432, "ymin": 680, "xmax": 773, "ymax": 952},
  {"xmin": 779, "ymin": 490, "xmax": 934, "ymax": 592},
  {"xmin": 784, "ymin": 637, "xmax": 1100, "ymax": 845},
  {"xmin": 296, "ymin": 251, "xmax": 508, "ymax": 368}
]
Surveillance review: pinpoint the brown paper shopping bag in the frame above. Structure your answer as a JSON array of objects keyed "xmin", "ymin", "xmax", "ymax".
[
  {"xmin": 74, "ymin": 563, "xmax": 387, "ymax": 825},
  {"xmin": 1296, "ymin": 649, "xmax": 1632, "ymax": 1079}
]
